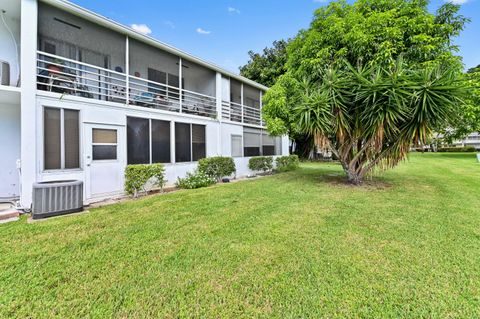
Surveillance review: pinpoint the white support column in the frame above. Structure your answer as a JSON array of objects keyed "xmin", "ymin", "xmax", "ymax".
[
  {"xmin": 215, "ymin": 72, "xmax": 222, "ymax": 155},
  {"xmin": 259, "ymin": 90, "xmax": 263, "ymax": 126},
  {"xmin": 178, "ymin": 57, "xmax": 183, "ymax": 113},
  {"xmin": 20, "ymin": 0, "xmax": 38, "ymax": 208},
  {"xmin": 125, "ymin": 35, "xmax": 129, "ymax": 105},
  {"xmin": 241, "ymin": 82, "xmax": 244, "ymax": 123},
  {"xmin": 170, "ymin": 121, "xmax": 175, "ymax": 163}
]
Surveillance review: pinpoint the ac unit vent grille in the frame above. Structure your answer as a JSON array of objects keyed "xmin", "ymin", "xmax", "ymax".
[{"xmin": 32, "ymin": 180, "xmax": 83, "ymax": 219}]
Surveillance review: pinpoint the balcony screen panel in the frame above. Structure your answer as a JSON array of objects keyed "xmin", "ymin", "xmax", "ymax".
[
  {"xmin": 175, "ymin": 123, "xmax": 191, "ymax": 162},
  {"xmin": 231, "ymin": 135, "xmax": 242, "ymax": 157},
  {"xmin": 148, "ymin": 68, "xmax": 167, "ymax": 95},
  {"xmin": 127, "ymin": 117, "xmax": 150, "ymax": 164},
  {"xmin": 230, "ymin": 79, "xmax": 242, "ymax": 104},
  {"xmin": 222, "ymin": 76, "xmax": 230, "ymax": 102},
  {"xmin": 192, "ymin": 124, "xmax": 206, "ymax": 161},
  {"xmin": 243, "ymin": 85, "xmax": 260, "ymax": 108},
  {"xmin": 44, "ymin": 108, "xmax": 61, "ymax": 170},
  {"xmin": 152, "ymin": 120, "xmax": 171, "ymax": 163},
  {"xmin": 168, "ymin": 74, "xmax": 180, "ymax": 100},
  {"xmin": 64, "ymin": 109, "xmax": 80, "ymax": 169}
]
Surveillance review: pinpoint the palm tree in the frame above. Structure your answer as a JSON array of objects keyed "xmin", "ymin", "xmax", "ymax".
[{"xmin": 294, "ymin": 60, "xmax": 465, "ymax": 184}]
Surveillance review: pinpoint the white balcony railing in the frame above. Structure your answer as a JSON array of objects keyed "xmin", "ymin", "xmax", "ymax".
[
  {"xmin": 36, "ymin": 51, "xmax": 217, "ymax": 119},
  {"xmin": 222, "ymin": 101, "xmax": 262, "ymax": 126}
]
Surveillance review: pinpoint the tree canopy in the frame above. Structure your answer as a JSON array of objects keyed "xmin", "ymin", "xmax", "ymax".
[
  {"xmin": 262, "ymin": 0, "xmax": 469, "ymax": 183},
  {"xmin": 239, "ymin": 40, "xmax": 289, "ymax": 87}
]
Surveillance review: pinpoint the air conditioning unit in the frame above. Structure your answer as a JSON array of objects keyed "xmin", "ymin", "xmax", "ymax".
[
  {"xmin": 32, "ymin": 180, "xmax": 83, "ymax": 219},
  {"xmin": 0, "ymin": 60, "xmax": 10, "ymax": 86}
]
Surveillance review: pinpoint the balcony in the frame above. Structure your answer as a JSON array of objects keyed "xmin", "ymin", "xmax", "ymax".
[
  {"xmin": 36, "ymin": 51, "xmax": 217, "ymax": 119},
  {"xmin": 35, "ymin": 2, "xmax": 263, "ymax": 124}
]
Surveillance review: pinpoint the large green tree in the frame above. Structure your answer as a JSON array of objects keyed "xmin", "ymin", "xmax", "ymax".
[
  {"xmin": 239, "ymin": 40, "xmax": 289, "ymax": 88},
  {"xmin": 439, "ymin": 65, "xmax": 480, "ymax": 143},
  {"xmin": 263, "ymin": 0, "xmax": 469, "ymax": 183}
]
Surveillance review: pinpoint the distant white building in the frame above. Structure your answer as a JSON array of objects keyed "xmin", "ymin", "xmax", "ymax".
[
  {"xmin": 0, "ymin": 0, "xmax": 289, "ymax": 207},
  {"xmin": 450, "ymin": 133, "xmax": 480, "ymax": 150}
]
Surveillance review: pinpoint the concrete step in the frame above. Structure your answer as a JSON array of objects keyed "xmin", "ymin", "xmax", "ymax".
[{"xmin": 0, "ymin": 209, "xmax": 20, "ymax": 224}]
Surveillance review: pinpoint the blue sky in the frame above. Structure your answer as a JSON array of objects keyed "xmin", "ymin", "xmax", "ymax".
[{"xmin": 72, "ymin": 0, "xmax": 480, "ymax": 73}]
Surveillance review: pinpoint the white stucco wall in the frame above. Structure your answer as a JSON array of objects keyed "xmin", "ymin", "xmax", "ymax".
[{"xmin": 0, "ymin": 103, "xmax": 21, "ymax": 198}]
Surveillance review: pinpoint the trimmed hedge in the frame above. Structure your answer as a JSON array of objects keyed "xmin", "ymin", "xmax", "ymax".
[
  {"xmin": 248, "ymin": 156, "xmax": 273, "ymax": 173},
  {"xmin": 176, "ymin": 171, "xmax": 216, "ymax": 189},
  {"xmin": 198, "ymin": 156, "xmax": 236, "ymax": 181},
  {"xmin": 437, "ymin": 146, "xmax": 477, "ymax": 152},
  {"xmin": 275, "ymin": 155, "xmax": 300, "ymax": 172},
  {"xmin": 125, "ymin": 163, "xmax": 166, "ymax": 197}
]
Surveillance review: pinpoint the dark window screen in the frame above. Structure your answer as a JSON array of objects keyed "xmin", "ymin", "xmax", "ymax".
[
  {"xmin": 93, "ymin": 145, "xmax": 117, "ymax": 160},
  {"xmin": 192, "ymin": 124, "xmax": 206, "ymax": 161},
  {"xmin": 152, "ymin": 120, "xmax": 170, "ymax": 163},
  {"xmin": 44, "ymin": 108, "xmax": 61, "ymax": 170},
  {"xmin": 244, "ymin": 147, "xmax": 260, "ymax": 157},
  {"xmin": 262, "ymin": 146, "xmax": 275, "ymax": 156},
  {"xmin": 64, "ymin": 109, "xmax": 80, "ymax": 168},
  {"xmin": 175, "ymin": 123, "xmax": 191, "ymax": 162},
  {"xmin": 148, "ymin": 68, "xmax": 166, "ymax": 95},
  {"xmin": 127, "ymin": 117, "xmax": 150, "ymax": 164}
]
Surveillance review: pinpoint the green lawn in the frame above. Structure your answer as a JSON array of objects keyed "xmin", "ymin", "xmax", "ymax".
[{"xmin": 1, "ymin": 153, "xmax": 480, "ymax": 318}]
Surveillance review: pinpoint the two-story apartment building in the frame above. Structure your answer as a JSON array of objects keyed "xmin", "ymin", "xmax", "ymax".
[{"xmin": 0, "ymin": 0, "xmax": 289, "ymax": 208}]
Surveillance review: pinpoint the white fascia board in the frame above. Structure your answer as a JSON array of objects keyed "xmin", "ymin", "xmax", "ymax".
[{"xmin": 39, "ymin": 0, "xmax": 269, "ymax": 92}]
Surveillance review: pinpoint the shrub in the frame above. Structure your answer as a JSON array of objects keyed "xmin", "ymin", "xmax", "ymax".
[
  {"xmin": 125, "ymin": 163, "xmax": 166, "ymax": 197},
  {"xmin": 198, "ymin": 156, "xmax": 236, "ymax": 181},
  {"xmin": 248, "ymin": 156, "xmax": 273, "ymax": 173},
  {"xmin": 275, "ymin": 155, "xmax": 300, "ymax": 172},
  {"xmin": 437, "ymin": 146, "xmax": 476, "ymax": 152},
  {"xmin": 176, "ymin": 171, "xmax": 216, "ymax": 189}
]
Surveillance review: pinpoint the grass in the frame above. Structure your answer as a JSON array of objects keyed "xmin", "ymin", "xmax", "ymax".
[{"xmin": 1, "ymin": 153, "xmax": 480, "ymax": 318}]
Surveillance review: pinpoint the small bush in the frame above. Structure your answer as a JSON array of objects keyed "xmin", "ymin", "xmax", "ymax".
[
  {"xmin": 437, "ymin": 146, "xmax": 476, "ymax": 153},
  {"xmin": 275, "ymin": 155, "xmax": 300, "ymax": 172},
  {"xmin": 248, "ymin": 156, "xmax": 273, "ymax": 173},
  {"xmin": 125, "ymin": 163, "xmax": 166, "ymax": 197},
  {"xmin": 198, "ymin": 156, "xmax": 236, "ymax": 181},
  {"xmin": 176, "ymin": 171, "xmax": 216, "ymax": 189}
]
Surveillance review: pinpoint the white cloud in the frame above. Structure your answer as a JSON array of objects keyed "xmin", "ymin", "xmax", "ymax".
[
  {"xmin": 164, "ymin": 20, "xmax": 175, "ymax": 29},
  {"xmin": 445, "ymin": 0, "xmax": 469, "ymax": 3},
  {"xmin": 196, "ymin": 27, "xmax": 211, "ymax": 35},
  {"xmin": 228, "ymin": 7, "xmax": 241, "ymax": 14},
  {"xmin": 130, "ymin": 23, "xmax": 152, "ymax": 35}
]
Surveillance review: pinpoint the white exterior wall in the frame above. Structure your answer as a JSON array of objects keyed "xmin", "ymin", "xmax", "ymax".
[
  {"xmin": 4, "ymin": 0, "xmax": 290, "ymax": 206},
  {"xmin": 0, "ymin": 103, "xmax": 21, "ymax": 198},
  {"xmin": 34, "ymin": 93, "xmax": 290, "ymax": 203}
]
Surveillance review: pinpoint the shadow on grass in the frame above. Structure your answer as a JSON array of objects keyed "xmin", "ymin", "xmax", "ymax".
[{"xmin": 284, "ymin": 163, "xmax": 392, "ymax": 190}]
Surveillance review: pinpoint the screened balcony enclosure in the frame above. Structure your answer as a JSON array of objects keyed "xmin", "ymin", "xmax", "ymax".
[{"xmin": 35, "ymin": 3, "xmax": 261, "ymax": 122}]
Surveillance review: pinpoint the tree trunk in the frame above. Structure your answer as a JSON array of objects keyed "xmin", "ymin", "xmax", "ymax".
[{"xmin": 346, "ymin": 169, "xmax": 363, "ymax": 185}]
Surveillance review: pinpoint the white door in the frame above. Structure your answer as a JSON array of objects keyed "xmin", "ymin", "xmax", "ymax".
[{"xmin": 84, "ymin": 124, "xmax": 125, "ymax": 200}]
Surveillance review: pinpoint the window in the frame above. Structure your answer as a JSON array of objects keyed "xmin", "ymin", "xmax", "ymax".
[
  {"xmin": 92, "ymin": 129, "xmax": 117, "ymax": 160},
  {"xmin": 192, "ymin": 124, "xmax": 206, "ymax": 161},
  {"xmin": 127, "ymin": 117, "xmax": 150, "ymax": 164},
  {"xmin": 231, "ymin": 135, "xmax": 243, "ymax": 157},
  {"xmin": 243, "ymin": 127, "xmax": 282, "ymax": 156},
  {"xmin": 262, "ymin": 134, "xmax": 275, "ymax": 156},
  {"xmin": 127, "ymin": 117, "xmax": 171, "ymax": 164},
  {"xmin": 44, "ymin": 107, "xmax": 80, "ymax": 170},
  {"xmin": 175, "ymin": 123, "xmax": 206, "ymax": 162},
  {"xmin": 244, "ymin": 131, "xmax": 261, "ymax": 157},
  {"xmin": 175, "ymin": 123, "xmax": 191, "ymax": 162},
  {"xmin": 152, "ymin": 120, "xmax": 170, "ymax": 163}
]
